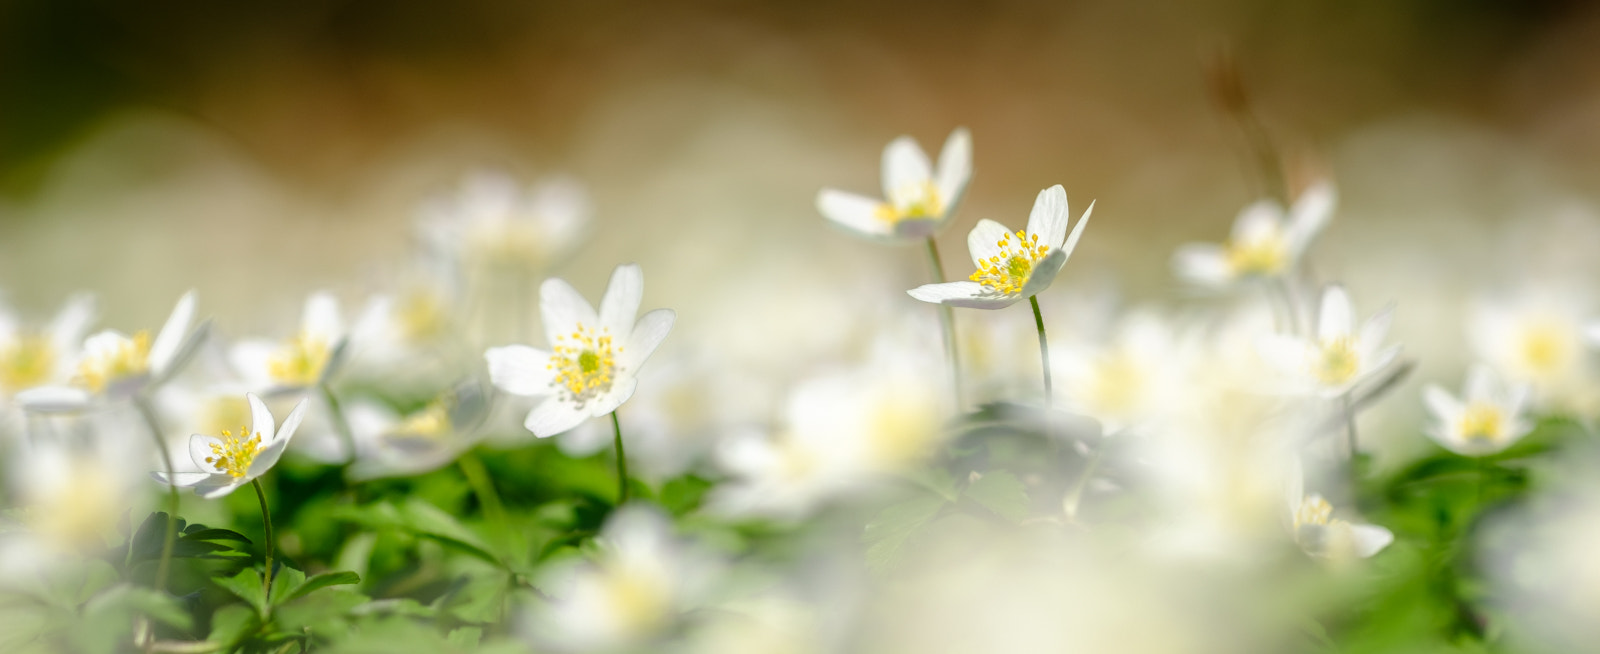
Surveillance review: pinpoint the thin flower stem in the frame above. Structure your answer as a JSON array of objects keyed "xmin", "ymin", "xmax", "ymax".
[
  {"xmin": 1342, "ymin": 392, "xmax": 1358, "ymax": 463},
  {"xmin": 611, "ymin": 411, "xmax": 630, "ymax": 505},
  {"xmin": 458, "ymin": 452, "xmax": 508, "ymax": 538},
  {"xmin": 1477, "ymin": 457, "xmax": 1487, "ymax": 509},
  {"xmin": 924, "ymin": 237, "xmax": 966, "ymax": 410},
  {"xmin": 133, "ymin": 394, "xmax": 179, "ymax": 594},
  {"xmin": 251, "ymin": 479, "xmax": 275, "ymax": 600},
  {"xmin": 1029, "ymin": 295, "xmax": 1053, "ymax": 406},
  {"xmin": 318, "ymin": 383, "xmax": 357, "ymax": 462}
]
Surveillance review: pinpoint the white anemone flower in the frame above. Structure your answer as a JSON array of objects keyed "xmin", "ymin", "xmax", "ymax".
[
  {"xmin": 0, "ymin": 294, "xmax": 95, "ymax": 403},
  {"xmin": 907, "ymin": 185, "xmax": 1093, "ymax": 309},
  {"xmin": 1287, "ymin": 464, "xmax": 1392, "ymax": 560},
  {"xmin": 816, "ymin": 127, "xmax": 971, "ymax": 241},
  {"xmin": 530, "ymin": 506, "xmax": 715, "ymax": 652},
  {"xmin": 1171, "ymin": 182, "xmax": 1334, "ymax": 289},
  {"xmin": 230, "ymin": 292, "xmax": 347, "ymax": 392},
  {"xmin": 153, "ymin": 393, "xmax": 308, "ymax": 498},
  {"xmin": 417, "ymin": 169, "xmax": 590, "ymax": 269},
  {"xmin": 1052, "ymin": 309, "xmax": 1181, "ymax": 435},
  {"xmin": 1423, "ymin": 364, "xmax": 1533, "ymax": 457},
  {"xmin": 16, "ymin": 291, "xmax": 199, "ymax": 412},
  {"xmin": 1470, "ymin": 290, "xmax": 1594, "ymax": 413},
  {"xmin": 1259, "ymin": 285, "xmax": 1400, "ymax": 397},
  {"xmin": 485, "ymin": 264, "xmax": 675, "ymax": 438}
]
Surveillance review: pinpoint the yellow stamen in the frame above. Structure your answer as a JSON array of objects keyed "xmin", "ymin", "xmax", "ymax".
[
  {"xmin": 1458, "ymin": 403, "xmax": 1504, "ymax": 444},
  {"xmin": 874, "ymin": 180, "xmax": 945, "ymax": 225},
  {"xmin": 1225, "ymin": 237, "xmax": 1287, "ymax": 277},
  {"xmin": 269, "ymin": 332, "xmax": 331, "ymax": 387},
  {"xmin": 205, "ymin": 425, "xmax": 264, "ymax": 478},
  {"xmin": 77, "ymin": 331, "xmax": 151, "ymax": 393},
  {"xmin": 1315, "ymin": 337, "xmax": 1360, "ymax": 386},
  {"xmin": 0, "ymin": 333, "xmax": 56, "ymax": 391},
  {"xmin": 397, "ymin": 290, "xmax": 448, "ymax": 342},
  {"xmin": 547, "ymin": 322, "xmax": 621, "ymax": 403},
  {"xmin": 396, "ymin": 402, "xmax": 453, "ymax": 440},
  {"xmin": 967, "ymin": 230, "xmax": 1050, "ymax": 296}
]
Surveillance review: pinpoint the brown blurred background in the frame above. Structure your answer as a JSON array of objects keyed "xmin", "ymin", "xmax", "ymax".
[{"xmin": 1, "ymin": 0, "xmax": 1598, "ymax": 346}]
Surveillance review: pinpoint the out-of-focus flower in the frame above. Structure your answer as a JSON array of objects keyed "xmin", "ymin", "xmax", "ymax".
[
  {"xmin": 0, "ymin": 294, "xmax": 95, "ymax": 405},
  {"xmin": 1286, "ymin": 464, "xmax": 1392, "ymax": 561},
  {"xmin": 685, "ymin": 594, "xmax": 828, "ymax": 654},
  {"xmin": 346, "ymin": 383, "xmax": 489, "ymax": 481},
  {"xmin": 712, "ymin": 340, "xmax": 946, "ymax": 519},
  {"xmin": 908, "ymin": 185, "xmax": 1092, "ymax": 309},
  {"xmin": 352, "ymin": 281, "xmax": 459, "ymax": 366},
  {"xmin": 153, "ymin": 393, "xmax": 307, "ymax": 498},
  {"xmin": 1171, "ymin": 182, "xmax": 1334, "ymax": 289},
  {"xmin": 417, "ymin": 170, "xmax": 590, "ymax": 270},
  {"xmin": 529, "ymin": 506, "xmax": 716, "ymax": 652},
  {"xmin": 1471, "ymin": 289, "xmax": 1595, "ymax": 414},
  {"xmin": 231, "ymin": 292, "xmax": 348, "ymax": 393},
  {"xmin": 16, "ymin": 291, "xmax": 201, "ymax": 412},
  {"xmin": 1052, "ymin": 309, "xmax": 1181, "ymax": 435},
  {"xmin": 816, "ymin": 128, "xmax": 971, "ymax": 241},
  {"xmin": 1258, "ymin": 285, "xmax": 1400, "ymax": 397},
  {"xmin": 1484, "ymin": 477, "xmax": 1600, "ymax": 650},
  {"xmin": 1422, "ymin": 364, "xmax": 1533, "ymax": 457},
  {"xmin": 486, "ymin": 264, "xmax": 675, "ymax": 438}
]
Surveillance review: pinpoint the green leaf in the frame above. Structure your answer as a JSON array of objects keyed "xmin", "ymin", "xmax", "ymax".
[
  {"xmin": 75, "ymin": 584, "xmax": 194, "ymax": 654},
  {"xmin": 279, "ymin": 571, "xmax": 361, "ymax": 605},
  {"xmin": 215, "ymin": 568, "xmax": 268, "ymax": 618},
  {"xmin": 446, "ymin": 626, "xmax": 482, "ymax": 649},
  {"xmin": 398, "ymin": 498, "xmax": 502, "ymax": 565},
  {"xmin": 964, "ymin": 470, "xmax": 1030, "ymax": 522},
  {"xmin": 268, "ymin": 566, "xmax": 306, "ymax": 606},
  {"xmin": 863, "ymin": 495, "xmax": 947, "ymax": 573},
  {"xmin": 207, "ymin": 603, "xmax": 261, "ymax": 651}
]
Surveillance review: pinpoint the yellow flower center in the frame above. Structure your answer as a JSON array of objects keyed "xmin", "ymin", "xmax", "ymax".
[
  {"xmin": 471, "ymin": 222, "xmax": 548, "ymax": 266},
  {"xmin": 206, "ymin": 426, "xmax": 264, "ymax": 478},
  {"xmin": 865, "ymin": 390, "xmax": 940, "ymax": 468},
  {"xmin": 269, "ymin": 332, "xmax": 331, "ymax": 387},
  {"xmin": 1086, "ymin": 351, "xmax": 1147, "ymax": 418},
  {"xmin": 1315, "ymin": 337, "xmax": 1360, "ymax": 386},
  {"xmin": 874, "ymin": 181, "xmax": 945, "ymax": 224},
  {"xmin": 1225, "ymin": 237, "xmax": 1287, "ymax": 277},
  {"xmin": 0, "ymin": 333, "xmax": 56, "ymax": 391},
  {"xmin": 77, "ymin": 331, "xmax": 151, "ymax": 393},
  {"xmin": 201, "ymin": 396, "xmax": 254, "ymax": 438},
  {"xmin": 30, "ymin": 470, "xmax": 117, "ymax": 549},
  {"xmin": 548, "ymin": 323, "xmax": 620, "ymax": 402},
  {"xmin": 1293, "ymin": 495, "xmax": 1333, "ymax": 530},
  {"xmin": 968, "ymin": 230, "xmax": 1050, "ymax": 296},
  {"xmin": 1458, "ymin": 402, "xmax": 1504, "ymax": 443},
  {"xmin": 1518, "ymin": 323, "xmax": 1571, "ymax": 376},
  {"xmin": 398, "ymin": 290, "xmax": 448, "ymax": 342},
  {"xmin": 602, "ymin": 565, "xmax": 671, "ymax": 636},
  {"xmin": 396, "ymin": 402, "xmax": 453, "ymax": 440}
]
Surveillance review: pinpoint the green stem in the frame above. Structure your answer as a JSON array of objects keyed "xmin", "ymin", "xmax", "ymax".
[
  {"xmin": 611, "ymin": 411, "xmax": 630, "ymax": 505},
  {"xmin": 251, "ymin": 479, "xmax": 275, "ymax": 601},
  {"xmin": 133, "ymin": 394, "xmax": 179, "ymax": 594},
  {"xmin": 925, "ymin": 237, "xmax": 966, "ymax": 410},
  {"xmin": 458, "ymin": 452, "xmax": 508, "ymax": 538},
  {"xmin": 1029, "ymin": 296, "xmax": 1053, "ymax": 406},
  {"xmin": 318, "ymin": 383, "xmax": 357, "ymax": 462},
  {"xmin": 1477, "ymin": 457, "xmax": 1487, "ymax": 509}
]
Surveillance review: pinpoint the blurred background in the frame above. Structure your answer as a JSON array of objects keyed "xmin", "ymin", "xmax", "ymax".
[{"xmin": 3, "ymin": 0, "xmax": 1600, "ymax": 458}]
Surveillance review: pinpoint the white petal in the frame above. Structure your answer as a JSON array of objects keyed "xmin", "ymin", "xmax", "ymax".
[
  {"xmin": 1349, "ymin": 524, "xmax": 1393, "ymax": 558},
  {"xmin": 275, "ymin": 397, "xmax": 310, "ymax": 445},
  {"xmin": 966, "ymin": 219, "xmax": 1013, "ymax": 269},
  {"xmin": 1318, "ymin": 285, "xmax": 1354, "ymax": 341},
  {"xmin": 1366, "ymin": 345, "xmax": 1402, "ymax": 381},
  {"xmin": 1024, "ymin": 185, "xmax": 1069, "ymax": 249},
  {"xmin": 1019, "ymin": 249, "xmax": 1068, "ymax": 298},
  {"xmin": 816, "ymin": 189, "xmax": 893, "ymax": 239},
  {"xmin": 590, "ymin": 377, "xmax": 638, "ymax": 417},
  {"xmin": 190, "ymin": 434, "xmax": 225, "ymax": 473},
  {"xmin": 152, "ymin": 471, "xmax": 215, "ymax": 488},
  {"xmin": 881, "ymin": 136, "xmax": 932, "ymax": 200},
  {"xmin": 1058, "ymin": 200, "xmax": 1094, "ymax": 260},
  {"xmin": 485, "ymin": 345, "xmax": 555, "ymax": 396},
  {"xmin": 228, "ymin": 340, "xmax": 278, "ymax": 389},
  {"xmin": 620, "ymin": 309, "xmax": 675, "ymax": 371},
  {"xmin": 1172, "ymin": 243, "xmax": 1233, "ymax": 288},
  {"xmin": 1463, "ymin": 363, "xmax": 1495, "ymax": 402},
  {"xmin": 935, "ymin": 127, "xmax": 972, "ymax": 213},
  {"xmin": 149, "ymin": 291, "xmax": 196, "ymax": 373},
  {"xmin": 49, "ymin": 294, "xmax": 96, "ymax": 355},
  {"xmin": 908, "ymin": 281, "xmax": 988, "ymax": 305},
  {"xmin": 1357, "ymin": 303, "xmax": 1395, "ymax": 358},
  {"xmin": 524, "ymin": 399, "xmax": 590, "ymax": 438},
  {"xmin": 1231, "ymin": 201, "xmax": 1284, "ymax": 242},
  {"xmin": 198, "ymin": 479, "xmax": 246, "ymax": 500},
  {"xmin": 248, "ymin": 437, "xmax": 290, "ymax": 477},
  {"xmin": 539, "ymin": 277, "xmax": 599, "ymax": 346},
  {"xmin": 599, "ymin": 264, "xmax": 644, "ymax": 338},
  {"xmin": 248, "ymin": 393, "xmax": 276, "ymax": 442},
  {"xmin": 1422, "ymin": 385, "xmax": 1463, "ymax": 422},
  {"xmin": 302, "ymin": 292, "xmax": 343, "ymax": 342},
  {"xmin": 1284, "ymin": 181, "xmax": 1335, "ymax": 258},
  {"xmin": 15, "ymin": 386, "xmax": 90, "ymax": 413}
]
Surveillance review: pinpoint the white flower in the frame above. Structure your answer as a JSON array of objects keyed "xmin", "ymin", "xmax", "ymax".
[
  {"xmin": 153, "ymin": 393, "xmax": 308, "ymax": 498},
  {"xmin": 907, "ymin": 185, "xmax": 1093, "ymax": 309},
  {"xmin": 418, "ymin": 170, "xmax": 590, "ymax": 269},
  {"xmin": 485, "ymin": 264, "xmax": 675, "ymax": 438},
  {"xmin": 230, "ymin": 292, "xmax": 347, "ymax": 392},
  {"xmin": 1286, "ymin": 464, "xmax": 1392, "ymax": 560},
  {"xmin": 1423, "ymin": 364, "xmax": 1533, "ymax": 457},
  {"xmin": 1172, "ymin": 182, "xmax": 1334, "ymax": 289},
  {"xmin": 16, "ymin": 291, "xmax": 199, "ymax": 412},
  {"xmin": 529, "ymin": 506, "xmax": 715, "ymax": 651},
  {"xmin": 817, "ymin": 128, "xmax": 971, "ymax": 241},
  {"xmin": 1052, "ymin": 309, "xmax": 1181, "ymax": 435},
  {"xmin": 0, "ymin": 294, "xmax": 95, "ymax": 402},
  {"xmin": 1258, "ymin": 285, "xmax": 1400, "ymax": 397},
  {"xmin": 345, "ymin": 386, "xmax": 488, "ymax": 481},
  {"xmin": 1471, "ymin": 289, "xmax": 1593, "ymax": 412}
]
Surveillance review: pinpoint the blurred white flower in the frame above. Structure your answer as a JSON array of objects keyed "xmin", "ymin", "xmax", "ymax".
[
  {"xmin": 486, "ymin": 264, "xmax": 675, "ymax": 438},
  {"xmin": 1471, "ymin": 289, "xmax": 1595, "ymax": 413},
  {"xmin": 418, "ymin": 170, "xmax": 590, "ymax": 270},
  {"xmin": 1258, "ymin": 285, "xmax": 1400, "ymax": 398},
  {"xmin": 1052, "ymin": 308, "xmax": 1181, "ymax": 435},
  {"xmin": 816, "ymin": 128, "xmax": 971, "ymax": 241},
  {"xmin": 1286, "ymin": 464, "xmax": 1392, "ymax": 561},
  {"xmin": 558, "ymin": 353, "xmax": 727, "ymax": 482},
  {"xmin": 153, "ymin": 392, "xmax": 308, "ymax": 498},
  {"xmin": 529, "ymin": 506, "xmax": 716, "ymax": 652},
  {"xmin": 16, "ymin": 291, "xmax": 199, "ymax": 411},
  {"xmin": 1422, "ymin": 364, "xmax": 1533, "ymax": 457},
  {"xmin": 1171, "ymin": 182, "xmax": 1334, "ymax": 289},
  {"xmin": 231, "ymin": 292, "xmax": 348, "ymax": 392},
  {"xmin": 346, "ymin": 385, "xmax": 488, "ymax": 481},
  {"xmin": 0, "ymin": 422, "xmax": 146, "ymax": 581},
  {"xmin": 908, "ymin": 185, "xmax": 1092, "ymax": 309},
  {"xmin": 0, "ymin": 294, "xmax": 95, "ymax": 405},
  {"xmin": 352, "ymin": 282, "xmax": 459, "ymax": 367}
]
